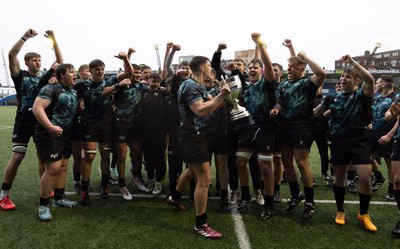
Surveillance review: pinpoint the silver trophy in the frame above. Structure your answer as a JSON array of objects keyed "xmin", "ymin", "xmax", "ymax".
[{"xmin": 218, "ymin": 75, "xmax": 254, "ymax": 130}]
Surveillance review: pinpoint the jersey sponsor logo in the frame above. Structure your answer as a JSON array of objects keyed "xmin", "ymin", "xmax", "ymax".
[{"xmin": 50, "ymin": 153, "xmax": 59, "ymax": 159}]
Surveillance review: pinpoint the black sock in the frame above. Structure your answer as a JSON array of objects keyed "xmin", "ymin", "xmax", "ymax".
[
  {"xmin": 388, "ymin": 183, "xmax": 394, "ymax": 195},
  {"xmin": 274, "ymin": 183, "xmax": 280, "ymax": 192},
  {"xmin": 54, "ymin": 188, "xmax": 64, "ymax": 201},
  {"xmin": 359, "ymin": 192, "xmax": 372, "ymax": 215},
  {"xmin": 1, "ymin": 182, "xmax": 12, "ymax": 191},
  {"xmin": 289, "ymin": 181, "xmax": 301, "ymax": 198},
  {"xmin": 264, "ymin": 195, "xmax": 274, "ymax": 209},
  {"xmin": 394, "ymin": 190, "xmax": 400, "ymax": 211},
  {"xmin": 101, "ymin": 174, "xmax": 110, "ymax": 188},
  {"xmin": 220, "ymin": 189, "xmax": 228, "ymax": 200},
  {"xmin": 118, "ymin": 178, "xmax": 126, "ymax": 188},
  {"xmin": 240, "ymin": 186, "xmax": 251, "ymax": 200},
  {"xmin": 82, "ymin": 180, "xmax": 90, "ymax": 192},
  {"xmin": 333, "ymin": 184, "xmax": 346, "ymax": 212},
  {"xmin": 40, "ymin": 197, "xmax": 50, "ymax": 206},
  {"xmin": 195, "ymin": 212, "xmax": 207, "ymax": 229},
  {"xmin": 73, "ymin": 171, "xmax": 81, "ymax": 182},
  {"xmin": 171, "ymin": 190, "xmax": 182, "ymax": 202},
  {"xmin": 304, "ymin": 187, "xmax": 314, "ymax": 204}
]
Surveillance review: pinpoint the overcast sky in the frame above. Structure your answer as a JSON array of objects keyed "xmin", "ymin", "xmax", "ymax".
[{"xmin": 0, "ymin": 0, "xmax": 398, "ymax": 86}]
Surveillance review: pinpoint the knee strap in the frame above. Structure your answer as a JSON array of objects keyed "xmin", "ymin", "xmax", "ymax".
[
  {"xmin": 236, "ymin": 151, "xmax": 252, "ymax": 160},
  {"xmin": 258, "ymin": 154, "xmax": 273, "ymax": 162},
  {"xmin": 12, "ymin": 144, "xmax": 27, "ymax": 154}
]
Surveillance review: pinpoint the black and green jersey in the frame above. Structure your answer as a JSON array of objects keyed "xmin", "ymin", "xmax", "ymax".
[
  {"xmin": 75, "ymin": 75, "xmax": 116, "ymax": 124},
  {"xmin": 322, "ymin": 89, "xmax": 372, "ymax": 135},
  {"xmin": 114, "ymin": 81, "xmax": 147, "ymax": 123},
  {"xmin": 36, "ymin": 83, "xmax": 78, "ymax": 134},
  {"xmin": 371, "ymin": 92, "xmax": 396, "ymax": 133},
  {"xmin": 277, "ymin": 76, "xmax": 318, "ymax": 119},
  {"xmin": 12, "ymin": 69, "xmax": 46, "ymax": 114}
]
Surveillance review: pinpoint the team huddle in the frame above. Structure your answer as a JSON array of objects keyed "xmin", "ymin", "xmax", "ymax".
[{"xmin": 0, "ymin": 28, "xmax": 399, "ymax": 239}]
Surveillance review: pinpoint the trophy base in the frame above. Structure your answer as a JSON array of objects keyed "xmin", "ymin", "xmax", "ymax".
[{"xmin": 230, "ymin": 114, "xmax": 255, "ymax": 130}]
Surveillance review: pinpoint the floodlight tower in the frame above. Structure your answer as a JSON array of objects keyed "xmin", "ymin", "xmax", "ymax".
[
  {"xmin": 364, "ymin": 42, "xmax": 382, "ymax": 68},
  {"xmin": 154, "ymin": 43, "xmax": 161, "ymax": 73},
  {"xmin": 2, "ymin": 49, "xmax": 11, "ymax": 87}
]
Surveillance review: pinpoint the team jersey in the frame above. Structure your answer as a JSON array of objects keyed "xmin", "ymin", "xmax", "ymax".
[
  {"xmin": 205, "ymin": 84, "xmax": 229, "ymax": 135},
  {"xmin": 113, "ymin": 81, "xmax": 147, "ymax": 123},
  {"xmin": 177, "ymin": 78, "xmax": 209, "ymax": 139},
  {"xmin": 277, "ymin": 76, "xmax": 318, "ymax": 119},
  {"xmin": 391, "ymin": 93, "xmax": 400, "ymax": 140},
  {"xmin": 322, "ymin": 89, "xmax": 372, "ymax": 135},
  {"xmin": 140, "ymin": 87, "xmax": 167, "ymax": 130},
  {"xmin": 241, "ymin": 77, "xmax": 276, "ymax": 128},
  {"xmin": 36, "ymin": 83, "xmax": 78, "ymax": 134},
  {"xmin": 12, "ymin": 69, "xmax": 46, "ymax": 114},
  {"xmin": 75, "ymin": 75, "xmax": 116, "ymax": 124},
  {"xmin": 370, "ymin": 91, "xmax": 396, "ymax": 133}
]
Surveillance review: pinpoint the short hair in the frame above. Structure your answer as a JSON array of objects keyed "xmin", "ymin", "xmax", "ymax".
[
  {"xmin": 189, "ymin": 56, "xmax": 209, "ymax": 73},
  {"xmin": 379, "ymin": 74, "xmax": 394, "ymax": 84},
  {"xmin": 89, "ymin": 59, "xmax": 105, "ymax": 69},
  {"xmin": 272, "ymin": 63, "xmax": 283, "ymax": 72},
  {"xmin": 131, "ymin": 63, "xmax": 141, "ymax": 71},
  {"xmin": 178, "ymin": 61, "xmax": 190, "ymax": 68},
  {"xmin": 24, "ymin": 52, "xmax": 41, "ymax": 62},
  {"xmin": 233, "ymin": 58, "xmax": 246, "ymax": 67},
  {"xmin": 148, "ymin": 72, "xmax": 162, "ymax": 82},
  {"xmin": 343, "ymin": 68, "xmax": 361, "ymax": 81},
  {"xmin": 140, "ymin": 64, "xmax": 151, "ymax": 71},
  {"xmin": 78, "ymin": 64, "xmax": 89, "ymax": 73},
  {"xmin": 288, "ymin": 56, "xmax": 307, "ymax": 69},
  {"xmin": 56, "ymin": 63, "xmax": 75, "ymax": 81},
  {"xmin": 248, "ymin": 59, "xmax": 263, "ymax": 69}
]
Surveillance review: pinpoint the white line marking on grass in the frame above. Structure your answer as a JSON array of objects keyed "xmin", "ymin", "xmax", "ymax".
[
  {"xmin": 64, "ymin": 192, "xmax": 397, "ymax": 206},
  {"xmin": 64, "ymin": 192, "xmax": 396, "ymax": 248},
  {"xmin": 66, "ymin": 191, "xmax": 253, "ymax": 248},
  {"xmin": 231, "ymin": 210, "xmax": 251, "ymax": 249},
  {"xmin": 315, "ymin": 199, "xmax": 397, "ymax": 205},
  {"xmin": 0, "ymin": 126, "xmax": 13, "ymax": 130}
]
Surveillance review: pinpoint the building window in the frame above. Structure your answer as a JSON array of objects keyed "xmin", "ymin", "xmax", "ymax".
[
  {"xmin": 384, "ymin": 53, "xmax": 390, "ymax": 58},
  {"xmin": 375, "ymin": 54, "xmax": 382, "ymax": 58},
  {"xmin": 393, "ymin": 52, "xmax": 399, "ymax": 56}
]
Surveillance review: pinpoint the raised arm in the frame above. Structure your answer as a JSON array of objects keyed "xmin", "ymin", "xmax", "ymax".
[
  {"xmin": 9, "ymin": 29, "xmax": 38, "ymax": 76},
  {"xmin": 102, "ymin": 52, "xmax": 133, "ymax": 97},
  {"xmin": 161, "ymin": 42, "xmax": 174, "ymax": 80},
  {"xmin": 251, "ymin": 32, "xmax": 275, "ymax": 82},
  {"xmin": 341, "ymin": 54, "xmax": 374, "ymax": 97},
  {"xmin": 44, "ymin": 30, "xmax": 63, "ymax": 64},
  {"xmin": 211, "ymin": 42, "xmax": 227, "ymax": 81},
  {"xmin": 298, "ymin": 51, "xmax": 326, "ymax": 87},
  {"xmin": 166, "ymin": 44, "xmax": 181, "ymax": 76},
  {"xmin": 283, "ymin": 39, "xmax": 296, "ymax": 57},
  {"xmin": 115, "ymin": 51, "xmax": 134, "ymax": 82}
]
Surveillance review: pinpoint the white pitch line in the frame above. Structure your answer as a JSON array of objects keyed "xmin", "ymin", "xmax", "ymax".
[
  {"xmin": 64, "ymin": 192, "xmax": 397, "ymax": 249},
  {"xmin": 0, "ymin": 126, "xmax": 13, "ymax": 130},
  {"xmin": 231, "ymin": 210, "xmax": 251, "ymax": 249},
  {"xmin": 65, "ymin": 192, "xmax": 397, "ymax": 206}
]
